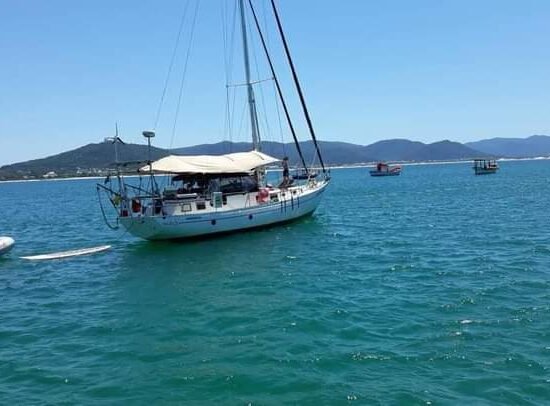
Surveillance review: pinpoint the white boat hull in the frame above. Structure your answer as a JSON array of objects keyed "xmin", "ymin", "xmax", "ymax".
[
  {"xmin": 0, "ymin": 236, "xmax": 15, "ymax": 256},
  {"xmin": 120, "ymin": 181, "xmax": 328, "ymax": 240}
]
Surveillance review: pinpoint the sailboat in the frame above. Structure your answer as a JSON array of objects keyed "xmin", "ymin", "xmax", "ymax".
[{"xmin": 97, "ymin": 0, "xmax": 330, "ymax": 240}]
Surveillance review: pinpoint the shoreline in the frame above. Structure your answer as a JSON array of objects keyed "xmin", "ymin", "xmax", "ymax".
[
  {"xmin": 1, "ymin": 156, "xmax": 548, "ymax": 184},
  {"xmin": 0, "ymin": 176, "xmax": 107, "ymax": 184},
  {"xmin": 322, "ymin": 156, "xmax": 550, "ymax": 170}
]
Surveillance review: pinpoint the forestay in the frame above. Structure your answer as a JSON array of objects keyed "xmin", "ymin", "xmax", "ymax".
[{"xmin": 139, "ymin": 151, "xmax": 279, "ymax": 174}]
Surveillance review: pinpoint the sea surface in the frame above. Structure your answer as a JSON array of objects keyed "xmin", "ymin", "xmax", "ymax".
[{"xmin": 1, "ymin": 161, "xmax": 549, "ymax": 405}]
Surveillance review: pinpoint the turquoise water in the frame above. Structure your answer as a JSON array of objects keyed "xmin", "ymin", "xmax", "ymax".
[{"xmin": 1, "ymin": 161, "xmax": 549, "ymax": 404}]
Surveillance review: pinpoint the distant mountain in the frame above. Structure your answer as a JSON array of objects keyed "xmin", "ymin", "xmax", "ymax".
[
  {"xmin": 410, "ymin": 140, "xmax": 487, "ymax": 161},
  {"xmin": 172, "ymin": 139, "xmax": 485, "ymax": 164},
  {"xmin": 171, "ymin": 141, "xmax": 251, "ymax": 155},
  {"xmin": 362, "ymin": 139, "xmax": 485, "ymax": 161},
  {"xmin": 0, "ymin": 142, "xmax": 168, "ymax": 180},
  {"xmin": 172, "ymin": 140, "xmax": 369, "ymax": 165},
  {"xmin": 465, "ymin": 135, "xmax": 550, "ymax": 158},
  {"xmin": 362, "ymin": 139, "xmax": 425, "ymax": 161},
  {"xmin": 0, "ymin": 138, "xmax": 487, "ymax": 181}
]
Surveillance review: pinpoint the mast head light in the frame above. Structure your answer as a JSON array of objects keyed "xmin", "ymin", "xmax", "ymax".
[{"xmin": 142, "ymin": 131, "xmax": 156, "ymax": 139}]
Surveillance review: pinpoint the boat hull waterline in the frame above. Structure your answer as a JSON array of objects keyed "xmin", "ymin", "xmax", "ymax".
[
  {"xmin": 120, "ymin": 181, "xmax": 328, "ymax": 240},
  {"xmin": 369, "ymin": 170, "xmax": 401, "ymax": 177},
  {"xmin": 474, "ymin": 168, "xmax": 498, "ymax": 175}
]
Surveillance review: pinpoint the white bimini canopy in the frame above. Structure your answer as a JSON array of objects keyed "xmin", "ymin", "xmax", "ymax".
[{"xmin": 139, "ymin": 151, "xmax": 280, "ymax": 174}]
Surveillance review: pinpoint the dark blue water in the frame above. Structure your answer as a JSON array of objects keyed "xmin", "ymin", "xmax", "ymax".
[{"xmin": 1, "ymin": 161, "xmax": 549, "ymax": 404}]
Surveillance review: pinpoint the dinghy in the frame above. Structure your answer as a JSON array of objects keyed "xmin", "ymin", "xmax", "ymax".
[{"xmin": 0, "ymin": 237, "xmax": 15, "ymax": 256}]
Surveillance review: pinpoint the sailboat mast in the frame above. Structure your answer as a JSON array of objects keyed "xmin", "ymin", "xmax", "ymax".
[{"xmin": 238, "ymin": 0, "xmax": 261, "ymax": 151}]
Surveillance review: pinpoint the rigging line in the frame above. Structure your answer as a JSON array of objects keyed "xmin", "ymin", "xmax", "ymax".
[
  {"xmin": 246, "ymin": 7, "xmax": 270, "ymax": 146},
  {"xmin": 221, "ymin": 1, "xmax": 228, "ymax": 68},
  {"xmin": 269, "ymin": 0, "xmax": 326, "ymax": 173},
  {"xmin": 237, "ymin": 97, "xmax": 249, "ymax": 144},
  {"xmin": 223, "ymin": 84, "xmax": 230, "ymax": 145},
  {"xmin": 170, "ymin": 0, "xmax": 200, "ymax": 148},
  {"xmin": 223, "ymin": 1, "xmax": 237, "ymax": 89},
  {"xmin": 248, "ymin": 0, "xmax": 308, "ymax": 171},
  {"xmin": 227, "ymin": 77, "xmax": 274, "ymax": 87},
  {"xmin": 260, "ymin": 0, "xmax": 285, "ymax": 157},
  {"xmin": 272, "ymin": 79, "xmax": 286, "ymax": 157},
  {"xmin": 229, "ymin": 1, "xmax": 239, "ymax": 149},
  {"xmin": 96, "ymin": 186, "xmax": 119, "ymax": 230},
  {"xmin": 153, "ymin": 0, "xmax": 191, "ymax": 130},
  {"xmin": 309, "ymin": 144, "xmax": 318, "ymax": 168},
  {"xmin": 261, "ymin": 0, "xmax": 271, "ymax": 47},
  {"xmin": 222, "ymin": 0, "xmax": 233, "ymax": 150},
  {"xmin": 225, "ymin": 87, "xmax": 232, "ymax": 153},
  {"xmin": 247, "ymin": 9, "xmax": 275, "ymax": 148},
  {"xmin": 221, "ymin": 1, "xmax": 231, "ymax": 146},
  {"xmin": 222, "ymin": 0, "xmax": 236, "ymax": 147}
]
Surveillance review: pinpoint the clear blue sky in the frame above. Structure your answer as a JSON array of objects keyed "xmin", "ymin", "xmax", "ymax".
[{"xmin": 1, "ymin": 0, "xmax": 550, "ymax": 165}]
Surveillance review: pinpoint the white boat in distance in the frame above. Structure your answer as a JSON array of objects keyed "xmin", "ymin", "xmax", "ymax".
[{"xmin": 97, "ymin": 0, "xmax": 330, "ymax": 240}]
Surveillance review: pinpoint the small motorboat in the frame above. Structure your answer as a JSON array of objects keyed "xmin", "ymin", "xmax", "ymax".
[
  {"xmin": 0, "ymin": 236, "xmax": 15, "ymax": 256},
  {"xmin": 370, "ymin": 162, "xmax": 402, "ymax": 177},
  {"xmin": 473, "ymin": 159, "xmax": 499, "ymax": 175}
]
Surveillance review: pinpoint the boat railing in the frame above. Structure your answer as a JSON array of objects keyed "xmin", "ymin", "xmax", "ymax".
[{"xmin": 104, "ymin": 181, "xmax": 316, "ymax": 219}]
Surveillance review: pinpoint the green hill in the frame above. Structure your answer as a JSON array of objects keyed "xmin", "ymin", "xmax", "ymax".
[{"xmin": 0, "ymin": 142, "xmax": 168, "ymax": 180}]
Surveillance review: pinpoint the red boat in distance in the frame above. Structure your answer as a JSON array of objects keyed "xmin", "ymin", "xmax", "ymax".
[{"xmin": 369, "ymin": 162, "xmax": 402, "ymax": 177}]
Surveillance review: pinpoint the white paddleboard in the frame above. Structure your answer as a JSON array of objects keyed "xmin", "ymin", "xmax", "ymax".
[
  {"xmin": 21, "ymin": 245, "xmax": 111, "ymax": 261},
  {"xmin": 0, "ymin": 236, "xmax": 15, "ymax": 256}
]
